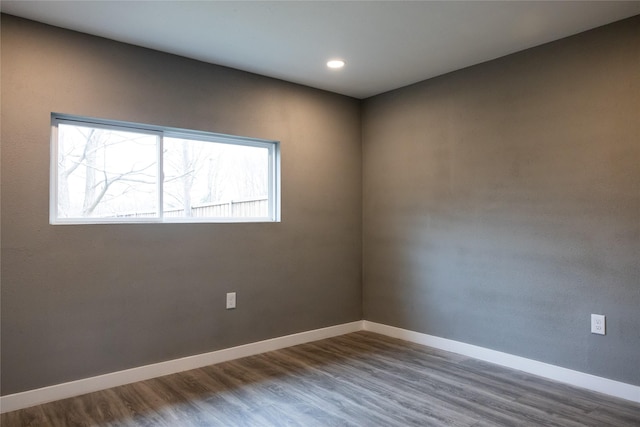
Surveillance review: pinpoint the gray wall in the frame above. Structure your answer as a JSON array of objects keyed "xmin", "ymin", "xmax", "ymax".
[
  {"xmin": 363, "ymin": 15, "xmax": 639, "ymax": 386},
  {"xmin": 1, "ymin": 15, "xmax": 362, "ymax": 395},
  {"xmin": 2, "ymin": 12, "xmax": 639, "ymax": 397}
]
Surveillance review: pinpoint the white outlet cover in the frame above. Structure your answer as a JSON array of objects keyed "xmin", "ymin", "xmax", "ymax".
[
  {"xmin": 226, "ymin": 292, "xmax": 236, "ymax": 309},
  {"xmin": 591, "ymin": 314, "xmax": 605, "ymax": 335}
]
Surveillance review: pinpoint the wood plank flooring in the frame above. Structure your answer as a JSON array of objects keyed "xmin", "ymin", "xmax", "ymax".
[{"xmin": 2, "ymin": 331, "xmax": 639, "ymax": 426}]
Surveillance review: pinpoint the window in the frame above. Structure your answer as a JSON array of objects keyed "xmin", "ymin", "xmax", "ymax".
[{"xmin": 50, "ymin": 115, "xmax": 280, "ymax": 224}]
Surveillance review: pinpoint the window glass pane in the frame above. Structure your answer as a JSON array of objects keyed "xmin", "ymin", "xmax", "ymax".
[
  {"xmin": 57, "ymin": 123, "xmax": 158, "ymax": 219},
  {"xmin": 52, "ymin": 115, "xmax": 279, "ymax": 224},
  {"xmin": 163, "ymin": 137, "xmax": 269, "ymax": 218}
]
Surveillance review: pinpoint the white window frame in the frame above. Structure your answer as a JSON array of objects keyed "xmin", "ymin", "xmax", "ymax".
[{"xmin": 50, "ymin": 114, "xmax": 281, "ymax": 224}]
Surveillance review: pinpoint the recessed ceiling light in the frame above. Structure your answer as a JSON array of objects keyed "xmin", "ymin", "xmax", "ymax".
[{"xmin": 327, "ymin": 59, "xmax": 345, "ymax": 69}]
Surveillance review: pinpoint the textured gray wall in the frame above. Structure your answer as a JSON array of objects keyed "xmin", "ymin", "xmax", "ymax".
[
  {"xmin": 2, "ymin": 12, "xmax": 639, "ymax": 397},
  {"xmin": 1, "ymin": 15, "xmax": 362, "ymax": 395},
  {"xmin": 363, "ymin": 16, "xmax": 639, "ymax": 385}
]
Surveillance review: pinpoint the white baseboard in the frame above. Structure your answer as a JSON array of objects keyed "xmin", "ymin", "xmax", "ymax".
[
  {"xmin": 363, "ymin": 321, "xmax": 640, "ymax": 403},
  {"xmin": 0, "ymin": 321, "xmax": 363, "ymax": 414},
  {"xmin": 3, "ymin": 319, "xmax": 637, "ymax": 414}
]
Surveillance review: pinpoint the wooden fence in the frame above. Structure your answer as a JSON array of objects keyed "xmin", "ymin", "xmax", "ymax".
[{"xmin": 118, "ymin": 196, "xmax": 268, "ymax": 218}]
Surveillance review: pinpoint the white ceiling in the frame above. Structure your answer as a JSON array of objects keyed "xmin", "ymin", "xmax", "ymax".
[{"xmin": 3, "ymin": 1, "xmax": 640, "ymax": 99}]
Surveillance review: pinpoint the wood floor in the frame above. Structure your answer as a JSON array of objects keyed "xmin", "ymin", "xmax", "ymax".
[{"xmin": 2, "ymin": 331, "xmax": 639, "ymax": 426}]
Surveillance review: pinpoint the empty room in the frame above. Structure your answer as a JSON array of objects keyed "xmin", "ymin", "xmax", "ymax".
[{"xmin": 1, "ymin": 1, "xmax": 639, "ymax": 426}]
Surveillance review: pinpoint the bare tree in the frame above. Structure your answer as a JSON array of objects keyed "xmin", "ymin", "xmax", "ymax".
[{"xmin": 58, "ymin": 126, "xmax": 156, "ymax": 217}]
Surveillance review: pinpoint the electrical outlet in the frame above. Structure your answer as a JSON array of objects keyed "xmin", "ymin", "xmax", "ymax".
[
  {"xmin": 226, "ymin": 292, "xmax": 236, "ymax": 309},
  {"xmin": 591, "ymin": 314, "xmax": 605, "ymax": 335}
]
